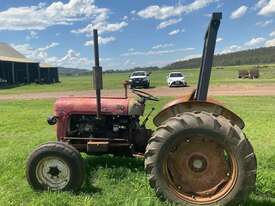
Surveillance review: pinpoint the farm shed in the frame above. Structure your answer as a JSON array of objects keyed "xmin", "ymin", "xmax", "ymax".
[
  {"xmin": 0, "ymin": 43, "xmax": 60, "ymax": 88},
  {"xmin": 39, "ymin": 64, "xmax": 59, "ymax": 84},
  {"xmin": 0, "ymin": 43, "xmax": 40, "ymax": 88}
]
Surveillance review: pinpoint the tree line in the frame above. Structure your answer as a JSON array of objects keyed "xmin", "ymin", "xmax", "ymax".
[{"xmin": 165, "ymin": 46, "xmax": 275, "ymax": 70}]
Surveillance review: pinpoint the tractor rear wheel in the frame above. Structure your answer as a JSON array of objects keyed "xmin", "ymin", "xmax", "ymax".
[
  {"xmin": 26, "ymin": 141, "xmax": 85, "ymax": 191},
  {"xmin": 145, "ymin": 112, "xmax": 256, "ymax": 206}
]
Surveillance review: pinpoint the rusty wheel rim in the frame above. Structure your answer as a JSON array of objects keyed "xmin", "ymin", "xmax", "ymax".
[{"xmin": 163, "ymin": 135, "xmax": 238, "ymax": 204}]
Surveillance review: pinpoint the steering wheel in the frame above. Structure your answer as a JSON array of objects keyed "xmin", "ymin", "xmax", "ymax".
[{"xmin": 132, "ymin": 89, "xmax": 159, "ymax": 101}]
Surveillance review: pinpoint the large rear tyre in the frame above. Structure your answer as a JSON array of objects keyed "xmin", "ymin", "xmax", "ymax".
[
  {"xmin": 26, "ymin": 142, "xmax": 85, "ymax": 191},
  {"xmin": 145, "ymin": 112, "xmax": 256, "ymax": 206}
]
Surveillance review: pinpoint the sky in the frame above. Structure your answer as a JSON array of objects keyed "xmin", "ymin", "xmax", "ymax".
[{"xmin": 0, "ymin": 0, "xmax": 274, "ymax": 71}]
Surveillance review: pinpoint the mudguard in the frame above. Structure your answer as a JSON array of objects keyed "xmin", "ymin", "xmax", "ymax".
[{"xmin": 153, "ymin": 91, "xmax": 245, "ymax": 129}]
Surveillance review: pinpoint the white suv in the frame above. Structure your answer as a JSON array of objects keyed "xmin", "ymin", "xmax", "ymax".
[
  {"xmin": 167, "ymin": 72, "xmax": 187, "ymax": 87},
  {"xmin": 129, "ymin": 71, "xmax": 150, "ymax": 89}
]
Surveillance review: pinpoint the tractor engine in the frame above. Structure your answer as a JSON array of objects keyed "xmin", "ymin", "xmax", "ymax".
[
  {"xmin": 52, "ymin": 96, "xmax": 152, "ymax": 155},
  {"xmin": 68, "ymin": 114, "xmax": 131, "ymax": 139}
]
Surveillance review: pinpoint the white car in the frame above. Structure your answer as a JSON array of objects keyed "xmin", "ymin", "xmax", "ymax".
[{"xmin": 167, "ymin": 72, "xmax": 187, "ymax": 87}]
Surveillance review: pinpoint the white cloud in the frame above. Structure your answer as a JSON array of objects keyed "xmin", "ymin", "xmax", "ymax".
[
  {"xmin": 123, "ymin": 59, "xmax": 136, "ymax": 66},
  {"xmin": 258, "ymin": 0, "xmax": 275, "ymax": 15},
  {"xmin": 152, "ymin": 43, "xmax": 174, "ymax": 49},
  {"xmin": 216, "ymin": 37, "xmax": 223, "ymax": 42},
  {"xmin": 204, "ymin": 13, "xmax": 212, "ymax": 17},
  {"xmin": 100, "ymin": 57, "xmax": 112, "ymax": 62},
  {"xmin": 128, "ymin": 48, "xmax": 135, "ymax": 52},
  {"xmin": 256, "ymin": 19, "xmax": 273, "ymax": 27},
  {"xmin": 12, "ymin": 42, "xmax": 59, "ymax": 63},
  {"xmin": 265, "ymin": 38, "xmax": 275, "ymax": 47},
  {"xmin": 230, "ymin": 5, "xmax": 248, "ymax": 19},
  {"xmin": 137, "ymin": 0, "xmax": 215, "ymax": 20},
  {"xmin": 245, "ymin": 37, "xmax": 265, "ymax": 47},
  {"xmin": 216, "ymin": 2, "xmax": 224, "ymax": 9},
  {"xmin": 157, "ymin": 18, "xmax": 182, "ymax": 29},
  {"xmin": 12, "ymin": 43, "xmax": 94, "ymax": 69},
  {"xmin": 72, "ymin": 21, "xmax": 128, "ymax": 36},
  {"xmin": 26, "ymin": 31, "xmax": 39, "ymax": 40},
  {"xmin": 0, "ymin": 0, "xmax": 108, "ymax": 31},
  {"xmin": 122, "ymin": 16, "xmax": 128, "ymax": 20},
  {"xmin": 270, "ymin": 30, "xmax": 275, "ymax": 37},
  {"xmin": 254, "ymin": 0, "xmax": 269, "ymax": 10},
  {"xmin": 55, "ymin": 49, "xmax": 91, "ymax": 68},
  {"xmin": 220, "ymin": 45, "xmax": 242, "ymax": 54},
  {"xmin": 121, "ymin": 47, "xmax": 194, "ymax": 57},
  {"xmin": 168, "ymin": 29, "xmax": 180, "ymax": 35},
  {"xmin": 174, "ymin": 54, "xmax": 201, "ymax": 62},
  {"xmin": 85, "ymin": 36, "xmax": 116, "ymax": 46}
]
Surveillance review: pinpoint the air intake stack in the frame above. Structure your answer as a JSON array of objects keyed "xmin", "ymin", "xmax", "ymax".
[
  {"xmin": 195, "ymin": 12, "xmax": 222, "ymax": 101},
  {"xmin": 93, "ymin": 29, "xmax": 103, "ymax": 119}
]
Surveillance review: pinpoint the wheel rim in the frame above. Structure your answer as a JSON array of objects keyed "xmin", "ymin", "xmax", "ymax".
[
  {"xmin": 163, "ymin": 135, "xmax": 238, "ymax": 204},
  {"xmin": 36, "ymin": 156, "xmax": 71, "ymax": 190}
]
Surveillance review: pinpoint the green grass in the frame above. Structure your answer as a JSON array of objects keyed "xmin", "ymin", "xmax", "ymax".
[
  {"xmin": 1, "ymin": 64, "xmax": 275, "ymax": 94},
  {"xmin": 0, "ymin": 97, "xmax": 275, "ymax": 205}
]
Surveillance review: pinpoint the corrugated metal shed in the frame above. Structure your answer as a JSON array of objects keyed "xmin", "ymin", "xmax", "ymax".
[
  {"xmin": 0, "ymin": 43, "xmax": 59, "ymax": 88},
  {"xmin": 39, "ymin": 63, "xmax": 59, "ymax": 83},
  {"xmin": 0, "ymin": 43, "xmax": 36, "ymax": 63}
]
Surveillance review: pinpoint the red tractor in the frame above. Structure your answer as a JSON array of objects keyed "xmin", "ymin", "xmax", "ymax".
[{"xmin": 26, "ymin": 13, "xmax": 257, "ymax": 206}]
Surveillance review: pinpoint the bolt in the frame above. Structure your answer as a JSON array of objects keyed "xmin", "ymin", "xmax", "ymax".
[
  {"xmin": 177, "ymin": 185, "xmax": 182, "ymax": 190},
  {"xmin": 171, "ymin": 146, "xmax": 177, "ymax": 152},
  {"xmin": 227, "ymin": 173, "xmax": 230, "ymax": 176},
  {"xmin": 186, "ymin": 139, "xmax": 190, "ymax": 143}
]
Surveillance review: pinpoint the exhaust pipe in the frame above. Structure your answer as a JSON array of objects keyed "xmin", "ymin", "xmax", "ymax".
[
  {"xmin": 93, "ymin": 29, "xmax": 103, "ymax": 119},
  {"xmin": 195, "ymin": 12, "xmax": 222, "ymax": 101}
]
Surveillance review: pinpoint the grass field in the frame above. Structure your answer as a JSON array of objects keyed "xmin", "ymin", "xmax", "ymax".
[
  {"xmin": 0, "ymin": 96, "xmax": 275, "ymax": 206},
  {"xmin": 1, "ymin": 64, "xmax": 275, "ymax": 94}
]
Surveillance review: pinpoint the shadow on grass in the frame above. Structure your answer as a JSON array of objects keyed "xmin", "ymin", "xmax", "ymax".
[
  {"xmin": 79, "ymin": 156, "xmax": 274, "ymax": 206},
  {"xmin": 81, "ymin": 155, "xmax": 144, "ymax": 194},
  {"xmin": 84, "ymin": 155, "xmax": 144, "ymax": 171}
]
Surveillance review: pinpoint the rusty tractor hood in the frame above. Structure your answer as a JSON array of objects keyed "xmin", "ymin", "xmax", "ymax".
[{"xmin": 54, "ymin": 96, "xmax": 130, "ymax": 116}]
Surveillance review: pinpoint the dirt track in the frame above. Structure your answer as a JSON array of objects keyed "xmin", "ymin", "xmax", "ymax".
[{"xmin": 1, "ymin": 84, "xmax": 275, "ymax": 101}]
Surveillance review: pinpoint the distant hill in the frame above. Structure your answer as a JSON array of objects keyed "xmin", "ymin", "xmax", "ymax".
[
  {"xmin": 58, "ymin": 46, "xmax": 275, "ymax": 75},
  {"xmin": 58, "ymin": 67, "xmax": 90, "ymax": 76},
  {"xmin": 165, "ymin": 46, "xmax": 275, "ymax": 70}
]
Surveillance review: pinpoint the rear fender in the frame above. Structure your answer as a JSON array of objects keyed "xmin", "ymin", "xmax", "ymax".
[{"xmin": 153, "ymin": 93, "xmax": 245, "ymax": 129}]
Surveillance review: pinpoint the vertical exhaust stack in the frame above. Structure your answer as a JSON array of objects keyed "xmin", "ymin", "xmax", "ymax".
[
  {"xmin": 195, "ymin": 12, "xmax": 222, "ymax": 101},
  {"xmin": 93, "ymin": 29, "xmax": 103, "ymax": 119}
]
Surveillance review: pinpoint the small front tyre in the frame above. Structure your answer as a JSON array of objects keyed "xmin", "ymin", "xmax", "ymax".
[{"xmin": 26, "ymin": 142, "xmax": 85, "ymax": 191}]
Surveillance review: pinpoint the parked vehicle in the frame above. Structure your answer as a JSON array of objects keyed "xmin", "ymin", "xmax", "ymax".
[
  {"xmin": 167, "ymin": 72, "xmax": 187, "ymax": 87},
  {"xmin": 129, "ymin": 71, "xmax": 150, "ymax": 88}
]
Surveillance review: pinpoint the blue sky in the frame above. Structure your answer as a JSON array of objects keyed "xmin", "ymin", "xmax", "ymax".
[{"xmin": 0, "ymin": 0, "xmax": 274, "ymax": 70}]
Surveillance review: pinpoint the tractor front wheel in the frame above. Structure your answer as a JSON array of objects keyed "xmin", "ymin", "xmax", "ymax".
[
  {"xmin": 26, "ymin": 142, "xmax": 85, "ymax": 191},
  {"xmin": 145, "ymin": 112, "xmax": 256, "ymax": 206}
]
